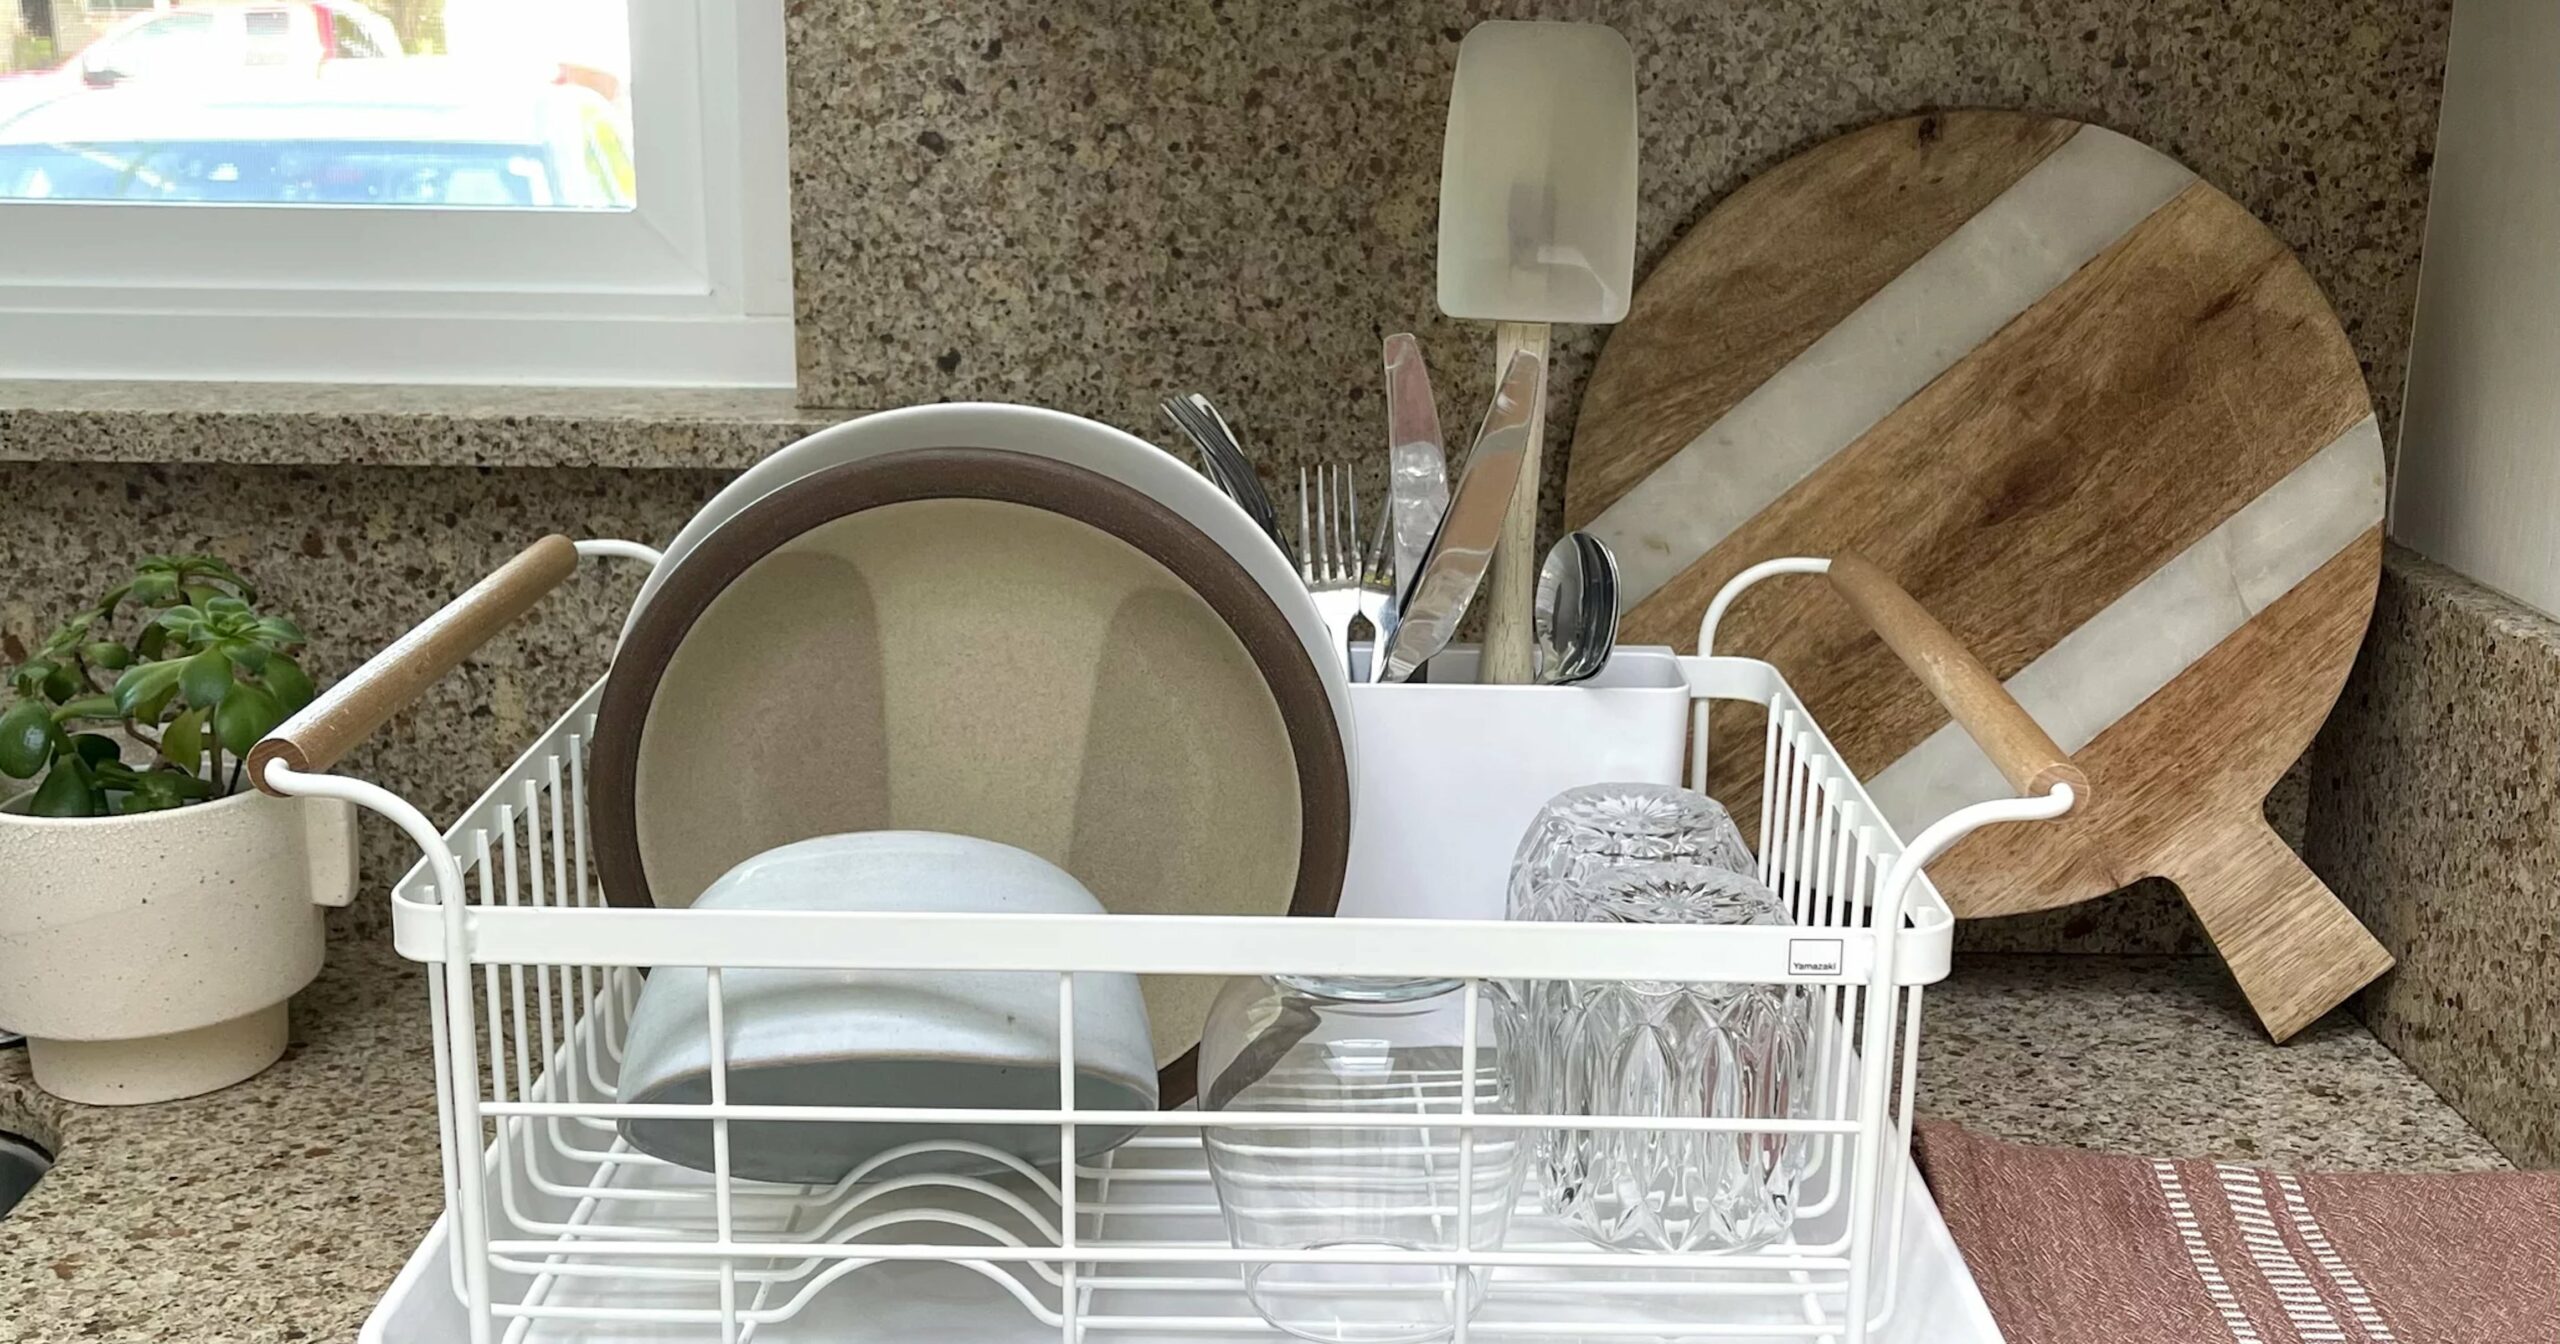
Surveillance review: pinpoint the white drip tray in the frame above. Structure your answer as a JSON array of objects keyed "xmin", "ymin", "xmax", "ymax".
[{"xmin": 363, "ymin": 1139, "xmax": 2001, "ymax": 1344}]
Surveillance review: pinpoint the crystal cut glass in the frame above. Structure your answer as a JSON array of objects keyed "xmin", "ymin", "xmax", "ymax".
[
  {"xmin": 1517, "ymin": 860, "xmax": 1814, "ymax": 1253},
  {"xmin": 1507, "ymin": 783, "xmax": 1756, "ymax": 925}
]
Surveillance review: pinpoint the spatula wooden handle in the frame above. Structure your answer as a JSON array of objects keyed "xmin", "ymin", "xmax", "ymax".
[
  {"xmin": 1827, "ymin": 551, "xmax": 2088, "ymax": 802},
  {"xmin": 1481, "ymin": 322, "xmax": 1549, "ymax": 684},
  {"xmin": 250, "ymin": 535, "xmax": 580, "ymax": 792}
]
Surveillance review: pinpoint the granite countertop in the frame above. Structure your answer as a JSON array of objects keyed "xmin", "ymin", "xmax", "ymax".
[
  {"xmin": 0, "ymin": 381, "xmax": 832, "ymax": 470},
  {"xmin": 0, "ymin": 949, "xmax": 2505, "ymax": 1343}
]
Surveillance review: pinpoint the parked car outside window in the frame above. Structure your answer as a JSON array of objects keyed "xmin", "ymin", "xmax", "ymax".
[
  {"xmin": 0, "ymin": 68, "xmax": 633, "ymax": 207},
  {"xmin": 72, "ymin": 2, "xmax": 404, "ymax": 86}
]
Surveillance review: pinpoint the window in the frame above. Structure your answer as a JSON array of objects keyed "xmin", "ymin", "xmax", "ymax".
[{"xmin": 0, "ymin": 0, "xmax": 791, "ymax": 386}]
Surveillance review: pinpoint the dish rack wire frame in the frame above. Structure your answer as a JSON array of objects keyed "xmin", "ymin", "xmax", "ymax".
[{"xmin": 267, "ymin": 541, "xmax": 2077, "ymax": 1344}]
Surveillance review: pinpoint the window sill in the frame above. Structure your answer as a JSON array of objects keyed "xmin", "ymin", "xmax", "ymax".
[{"xmin": 0, "ymin": 381, "xmax": 832, "ymax": 471}]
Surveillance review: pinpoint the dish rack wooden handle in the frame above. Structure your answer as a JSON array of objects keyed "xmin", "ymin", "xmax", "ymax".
[
  {"xmin": 249, "ymin": 535, "xmax": 580, "ymax": 793},
  {"xmin": 1825, "ymin": 551, "xmax": 2088, "ymax": 803}
]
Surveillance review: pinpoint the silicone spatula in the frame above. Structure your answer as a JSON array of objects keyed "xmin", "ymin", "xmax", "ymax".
[{"xmin": 1437, "ymin": 20, "xmax": 1637, "ymax": 684}]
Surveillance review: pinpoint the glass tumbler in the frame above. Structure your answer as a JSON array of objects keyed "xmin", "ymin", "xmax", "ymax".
[
  {"xmin": 1507, "ymin": 783, "xmax": 1756, "ymax": 924},
  {"xmin": 1197, "ymin": 975, "xmax": 1527, "ymax": 1344},
  {"xmin": 1522, "ymin": 861, "xmax": 1815, "ymax": 1253}
]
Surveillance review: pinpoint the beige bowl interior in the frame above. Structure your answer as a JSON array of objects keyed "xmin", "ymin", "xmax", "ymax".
[{"xmin": 632, "ymin": 497, "xmax": 1306, "ymax": 1067}]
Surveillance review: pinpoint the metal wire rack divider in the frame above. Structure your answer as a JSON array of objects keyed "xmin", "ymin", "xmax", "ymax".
[{"xmin": 256, "ymin": 540, "xmax": 2079, "ymax": 1344}]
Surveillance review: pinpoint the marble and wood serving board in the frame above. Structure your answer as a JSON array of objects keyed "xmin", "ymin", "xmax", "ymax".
[{"xmin": 1566, "ymin": 111, "xmax": 2389, "ymax": 1041}]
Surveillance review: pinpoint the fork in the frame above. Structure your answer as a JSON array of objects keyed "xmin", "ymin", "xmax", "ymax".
[{"xmin": 1295, "ymin": 464, "xmax": 1391, "ymax": 675}]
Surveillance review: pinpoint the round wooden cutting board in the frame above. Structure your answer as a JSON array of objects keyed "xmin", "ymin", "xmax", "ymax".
[{"xmin": 1566, "ymin": 111, "xmax": 2389, "ymax": 1041}]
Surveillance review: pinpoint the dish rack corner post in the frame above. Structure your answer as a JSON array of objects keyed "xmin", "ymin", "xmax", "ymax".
[
  {"xmin": 1690, "ymin": 556, "xmax": 1835, "ymax": 791},
  {"xmin": 250, "ymin": 538, "xmax": 660, "ymax": 1344},
  {"xmin": 266, "ymin": 761, "xmax": 497, "ymax": 1344},
  {"xmin": 1691, "ymin": 555, "xmax": 2082, "ymax": 1338}
]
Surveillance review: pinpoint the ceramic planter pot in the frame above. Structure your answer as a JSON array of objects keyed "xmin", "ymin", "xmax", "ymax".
[{"xmin": 0, "ymin": 786, "xmax": 356, "ymax": 1104}]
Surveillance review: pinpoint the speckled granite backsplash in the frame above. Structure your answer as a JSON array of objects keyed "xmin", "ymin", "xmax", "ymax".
[
  {"xmin": 2309, "ymin": 545, "xmax": 2560, "ymax": 1166},
  {"xmin": 0, "ymin": 461, "xmax": 722, "ymax": 938}
]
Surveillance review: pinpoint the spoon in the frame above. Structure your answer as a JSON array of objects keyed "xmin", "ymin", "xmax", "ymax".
[
  {"xmin": 1159, "ymin": 394, "xmax": 1283, "ymax": 547},
  {"xmin": 1534, "ymin": 531, "xmax": 1620, "ymax": 685}
]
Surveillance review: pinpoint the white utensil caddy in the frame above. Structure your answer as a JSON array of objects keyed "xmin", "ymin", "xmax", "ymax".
[
  {"xmin": 1343, "ymin": 643, "xmax": 1693, "ymax": 921},
  {"xmin": 256, "ymin": 542, "xmax": 2079, "ymax": 1344}
]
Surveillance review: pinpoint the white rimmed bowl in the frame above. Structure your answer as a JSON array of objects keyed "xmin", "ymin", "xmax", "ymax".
[{"xmin": 613, "ymin": 831, "xmax": 1158, "ymax": 1185}]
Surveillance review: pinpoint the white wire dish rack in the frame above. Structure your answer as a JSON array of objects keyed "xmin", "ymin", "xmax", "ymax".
[{"xmin": 247, "ymin": 539, "xmax": 2083, "ymax": 1344}]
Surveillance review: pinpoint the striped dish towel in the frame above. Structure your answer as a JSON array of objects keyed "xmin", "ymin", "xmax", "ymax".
[{"xmin": 1915, "ymin": 1122, "xmax": 2559, "ymax": 1343}]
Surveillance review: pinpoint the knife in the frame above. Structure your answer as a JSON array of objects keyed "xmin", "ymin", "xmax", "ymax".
[
  {"xmin": 1376, "ymin": 346, "xmax": 1543, "ymax": 684},
  {"xmin": 1383, "ymin": 334, "xmax": 1450, "ymax": 623}
]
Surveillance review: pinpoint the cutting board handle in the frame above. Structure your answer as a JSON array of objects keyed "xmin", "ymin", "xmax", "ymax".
[
  {"xmin": 1826, "ymin": 552, "xmax": 2089, "ymax": 804},
  {"xmin": 2162, "ymin": 816, "xmax": 2394, "ymax": 1042}
]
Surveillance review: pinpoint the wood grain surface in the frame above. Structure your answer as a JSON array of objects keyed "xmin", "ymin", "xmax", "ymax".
[
  {"xmin": 1567, "ymin": 112, "xmax": 2388, "ymax": 1039},
  {"xmin": 1665, "ymin": 180, "xmax": 2366, "ymax": 798},
  {"xmin": 1928, "ymin": 530, "xmax": 2388, "ymax": 1040},
  {"xmin": 1565, "ymin": 112, "xmax": 2080, "ymax": 523}
]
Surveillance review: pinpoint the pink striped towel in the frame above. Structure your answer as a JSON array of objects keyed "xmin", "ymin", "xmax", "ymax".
[{"xmin": 1915, "ymin": 1121, "xmax": 2560, "ymax": 1343}]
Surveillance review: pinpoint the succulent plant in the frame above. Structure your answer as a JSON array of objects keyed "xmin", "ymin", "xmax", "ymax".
[{"xmin": 0, "ymin": 555, "xmax": 314, "ymax": 817}]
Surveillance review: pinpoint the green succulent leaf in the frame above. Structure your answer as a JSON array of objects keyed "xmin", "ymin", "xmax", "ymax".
[
  {"xmin": 89, "ymin": 758, "xmax": 140, "ymax": 789},
  {"xmin": 38, "ymin": 613, "xmax": 91, "ymax": 655},
  {"xmin": 0, "ymin": 699, "xmax": 57, "ymax": 778},
  {"xmin": 134, "ymin": 624, "xmax": 168, "ymax": 661},
  {"xmin": 27, "ymin": 757, "xmax": 98, "ymax": 817},
  {"xmin": 159, "ymin": 707, "xmax": 204, "ymax": 770},
  {"xmin": 251, "ymin": 616, "xmax": 307, "ymax": 648},
  {"xmin": 129, "ymin": 569, "xmax": 179, "ymax": 606},
  {"xmin": 9, "ymin": 660, "xmax": 53, "ymax": 698},
  {"xmin": 115, "ymin": 769, "xmax": 198, "ymax": 813},
  {"xmin": 262, "ymin": 656, "xmax": 315, "ymax": 714},
  {"xmin": 81, "ymin": 640, "xmax": 131, "ymax": 670},
  {"xmin": 213, "ymin": 680, "xmax": 281, "ymax": 757},
  {"xmin": 178, "ymin": 556, "xmax": 253, "ymax": 602},
  {"xmin": 179, "ymin": 649, "xmax": 233, "ymax": 708},
  {"xmin": 133, "ymin": 682, "xmax": 179, "ymax": 727},
  {"xmin": 218, "ymin": 639, "xmax": 270, "ymax": 674},
  {"xmin": 67, "ymin": 733, "xmax": 120, "ymax": 770},
  {"xmin": 49, "ymin": 694, "xmax": 115, "ymax": 723},
  {"xmin": 38, "ymin": 662, "xmax": 78, "ymax": 702},
  {"xmin": 111, "ymin": 658, "xmax": 187, "ymax": 718}
]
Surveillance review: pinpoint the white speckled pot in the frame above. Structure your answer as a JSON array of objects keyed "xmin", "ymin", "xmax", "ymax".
[{"xmin": 0, "ymin": 787, "xmax": 356, "ymax": 1105}]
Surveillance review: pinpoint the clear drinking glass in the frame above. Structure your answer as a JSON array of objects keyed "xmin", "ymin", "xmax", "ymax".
[
  {"xmin": 1507, "ymin": 783, "xmax": 1756, "ymax": 924},
  {"xmin": 1197, "ymin": 975, "xmax": 1527, "ymax": 1344},
  {"xmin": 1519, "ymin": 861, "xmax": 1814, "ymax": 1253}
]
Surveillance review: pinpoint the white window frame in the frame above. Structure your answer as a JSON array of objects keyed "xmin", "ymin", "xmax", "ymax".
[{"xmin": 0, "ymin": 0, "xmax": 793, "ymax": 388}]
